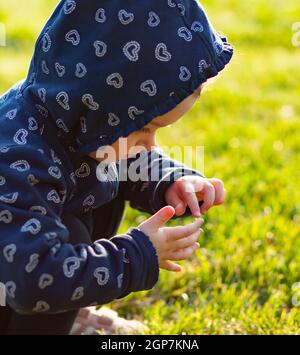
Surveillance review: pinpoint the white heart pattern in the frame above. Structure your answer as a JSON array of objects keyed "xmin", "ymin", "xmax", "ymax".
[
  {"xmin": 65, "ymin": 29, "xmax": 80, "ymax": 46},
  {"xmin": 27, "ymin": 174, "xmax": 40, "ymax": 186},
  {"xmin": 25, "ymin": 253, "xmax": 40, "ymax": 273},
  {"xmin": 148, "ymin": 11, "xmax": 160, "ymax": 27},
  {"xmin": 56, "ymin": 118, "xmax": 70, "ymax": 133},
  {"xmin": 38, "ymin": 88, "xmax": 46, "ymax": 103},
  {"xmin": 10, "ymin": 160, "xmax": 30, "ymax": 172},
  {"xmin": 21, "ymin": 218, "xmax": 42, "ymax": 235},
  {"xmin": 38, "ymin": 274, "xmax": 54, "ymax": 290},
  {"xmin": 35, "ymin": 104, "xmax": 48, "ymax": 118},
  {"xmin": 168, "ymin": 0, "xmax": 177, "ymax": 8},
  {"xmin": 179, "ymin": 66, "xmax": 191, "ymax": 82},
  {"xmin": 123, "ymin": 41, "xmax": 140, "ymax": 62},
  {"xmin": 28, "ymin": 116, "xmax": 39, "ymax": 131},
  {"xmin": 13, "ymin": 129, "xmax": 28, "ymax": 145},
  {"xmin": 5, "ymin": 281, "xmax": 16, "ymax": 299},
  {"xmin": 108, "ymin": 113, "xmax": 121, "ymax": 127},
  {"xmin": 214, "ymin": 40, "xmax": 224, "ymax": 56},
  {"xmin": 82, "ymin": 94, "xmax": 99, "ymax": 111},
  {"xmin": 33, "ymin": 301, "xmax": 50, "ymax": 313},
  {"xmin": 106, "ymin": 73, "xmax": 124, "ymax": 89},
  {"xmin": 0, "ymin": 210, "xmax": 13, "ymax": 224},
  {"xmin": 63, "ymin": 0, "xmax": 76, "ymax": 15},
  {"xmin": 56, "ymin": 91, "xmax": 70, "ymax": 111},
  {"xmin": 42, "ymin": 33, "xmax": 51, "ymax": 52},
  {"xmin": 47, "ymin": 190, "xmax": 61, "ymax": 204},
  {"xmin": 128, "ymin": 106, "xmax": 144, "ymax": 120},
  {"xmin": 29, "ymin": 206, "xmax": 47, "ymax": 215},
  {"xmin": 191, "ymin": 21, "xmax": 204, "ymax": 33},
  {"xmin": 83, "ymin": 194, "xmax": 95, "ymax": 209},
  {"xmin": 198, "ymin": 59, "xmax": 210, "ymax": 73},
  {"xmin": 75, "ymin": 63, "xmax": 87, "ymax": 78},
  {"xmin": 0, "ymin": 192, "xmax": 18, "ymax": 204},
  {"xmin": 118, "ymin": 9, "xmax": 135, "ymax": 25},
  {"xmin": 55, "ymin": 62, "xmax": 66, "ymax": 77},
  {"xmin": 155, "ymin": 43, "xmax": 172, "ymax": 62},
  {"xmin": 6, "ymin": 109, "xmax": 17, "ymax": 120},
  {"xmin": 3, "ymin": 244, "xmax": 16, "ymax": 262},
  {"xmin": 140, "ymin": 80, "xmax": 157, "ymax": 96},
  {"xmin": 63, "ymin": 256, "xmax": 81, "ymax": 278},
  {"xmin": 75, "ymin": 162, "xmax": 91, "ymax": 178},
  {"xmin": 41, "ymin": 60, "xmax": 50, "ymax": 75},
  {"xmin": 71, "ymin": 287, "xmax": 84, "ymax": 301},
  {"xmin": 48, "ymin": 166, "xmax": 62, "ymax": 179},
  {"xmin": 95, "ymin": 8, "xmax": 106, "ymax": 23},
  {"xmin": 177, "ymin": 3, "xmax": 186, "ymax": 16},
  {"xmin": 93, "ymin": 267, "xmax": 109, "ymax": 286},
  {"xmin": 94, "ymin": 40, "xmax": 107, "ymax": 57},
  {"xmin": 178, "ymin": 27, "xmax": 193, "ymax": 42}
]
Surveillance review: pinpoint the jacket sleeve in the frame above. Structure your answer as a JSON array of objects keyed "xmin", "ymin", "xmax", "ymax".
[
  {"xmin": 117, "ymin": 147, "xmax": 205, "ymax": 218},
  {"xmin": 0, "ymin": 145, "xmax": 159, "ymax": 315}
]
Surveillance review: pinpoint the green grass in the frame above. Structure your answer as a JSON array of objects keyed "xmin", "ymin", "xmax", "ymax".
[{"xmin": 1, "ymin": 0, "xmax": 300, "ymax": 334}]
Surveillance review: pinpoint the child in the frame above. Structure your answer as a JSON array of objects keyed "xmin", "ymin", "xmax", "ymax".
[{"xmin": 0, "ymin": 0, "xmax": 233, "ymax": 334}]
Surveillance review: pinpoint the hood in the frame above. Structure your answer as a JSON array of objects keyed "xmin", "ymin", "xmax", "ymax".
[{"xmin": 20, "ymin": 0, "xmax": 233, "ymax": 158}]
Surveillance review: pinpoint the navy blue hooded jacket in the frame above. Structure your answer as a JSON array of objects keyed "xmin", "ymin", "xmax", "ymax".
[{"xmin": 0, "ymin": 0, "xmax": 233, "ymax": 314}]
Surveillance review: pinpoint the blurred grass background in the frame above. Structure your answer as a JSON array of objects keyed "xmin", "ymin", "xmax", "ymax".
[{"xmin": 1, "ymin": 0, "xmax": 300, "ymax": 334}]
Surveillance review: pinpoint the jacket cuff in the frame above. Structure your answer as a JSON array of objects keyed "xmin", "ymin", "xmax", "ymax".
[{"xmin": 118, "ymin": 227, "xmax": 159, "ymax": 298}]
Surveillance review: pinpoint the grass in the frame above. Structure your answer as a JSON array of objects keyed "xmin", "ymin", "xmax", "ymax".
[{"xmin": 1, "ymin": 0, "xmax": 300, "ymax": 334}]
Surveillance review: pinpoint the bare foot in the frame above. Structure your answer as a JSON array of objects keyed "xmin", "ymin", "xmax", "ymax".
[{"xmin": 70, "ymin": 306, "xmax": 148, "ymax": 335}]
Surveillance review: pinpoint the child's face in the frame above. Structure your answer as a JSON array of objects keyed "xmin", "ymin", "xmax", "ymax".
[{"xmin": 89, "ymin": 84, "xmax": 203, "ymax": 163}]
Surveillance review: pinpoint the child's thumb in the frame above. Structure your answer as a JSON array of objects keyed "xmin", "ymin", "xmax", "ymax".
[{"xmin": 140, "ymin": 205, "xmax": 175, "ymax": 231}]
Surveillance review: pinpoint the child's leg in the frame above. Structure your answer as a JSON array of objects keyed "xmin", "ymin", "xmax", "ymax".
[
  {"xmin": 5, "ymin": 308, "xmax": 79, "ymax": 335},
  {"xmin": 3, "ymin": 212, "xmax": 92, "ymax": 335},
  {"xmin": 0, "ymin": 306, "xmax": 12, "ymax": 334}
]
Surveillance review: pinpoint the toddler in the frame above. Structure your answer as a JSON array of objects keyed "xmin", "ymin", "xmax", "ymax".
[{"xmin": 0, "ymin": 0, "xmax": 233, "ymax": 334}]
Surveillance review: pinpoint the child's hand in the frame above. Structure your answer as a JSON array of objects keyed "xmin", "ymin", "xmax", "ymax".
[
  {"xmin": 138, "ymin": 206, "xmax": 204, "ymax": 272},
  {"xmin": 165, "ymin": 176, "xmax": 226, "ymax": 217}
]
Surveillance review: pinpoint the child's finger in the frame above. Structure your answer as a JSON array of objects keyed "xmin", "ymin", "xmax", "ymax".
[
  {"xmin": 165, "ymin": 218, "xmax": 204, "ymax": 241},
  {"xmin": 181, "ymin": 182, "xmax": 202, "ymax": 217},
  {"xmin": 170, "ymin": 229, "xmax": 202, "ymax": 249},
  {"xmin": 200, "ymin": 183, "xmax": 215, "ymax": 214},
  {"xmin": 169, "ymin": 243, "xmax": 199, "ymax": 261},
  {"xmin": 139, "ymin": 205, "xmax": 175, "ymax": 231},
  {"xmin": 167, "ymin": 192, "xmax": 186, "ymax": 216},
  {"xmin": 161, "ymin": 260, "xmax": 182, "ymax": 272},
  {"xmin": 208, "ymin": 178, "xmax": 226, "ymax": 205}
]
